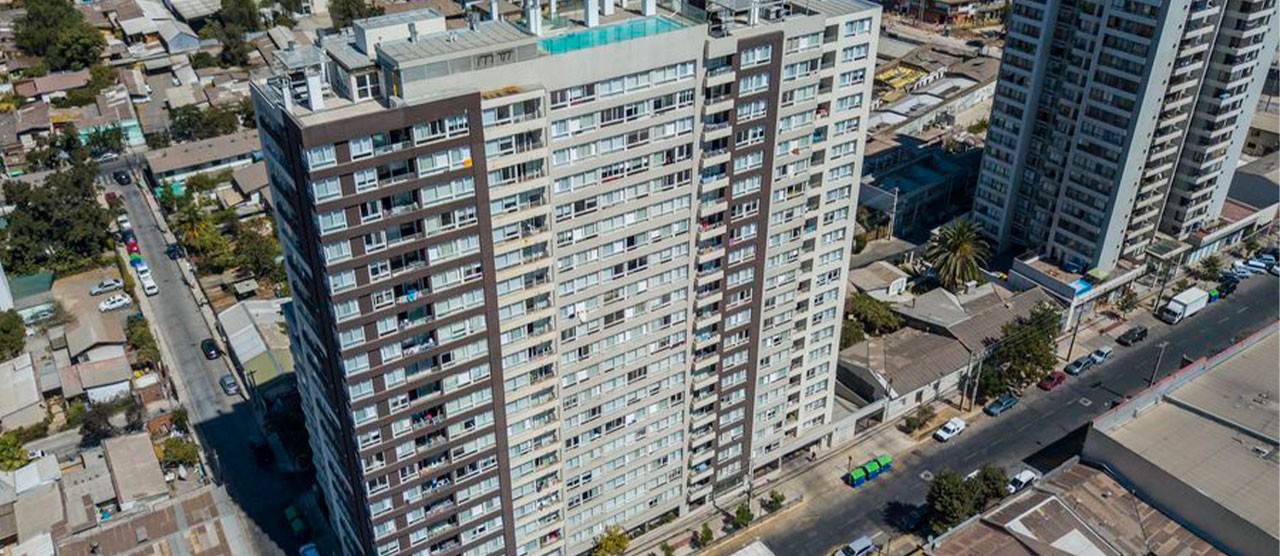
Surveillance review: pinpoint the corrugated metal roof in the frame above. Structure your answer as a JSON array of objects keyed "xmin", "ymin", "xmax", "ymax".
[{"xmin": 378, "ymin": 20, "xmax": 534, "ymax": 65}]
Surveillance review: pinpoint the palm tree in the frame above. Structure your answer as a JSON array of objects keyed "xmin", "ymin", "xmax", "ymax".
[
  {"xmin": 169, "ymin": 200, "xmax": 214, "ymax": 253},
  {"xmin": 925, "ymin": 220, "xmax": 990, "ymax": 291}
]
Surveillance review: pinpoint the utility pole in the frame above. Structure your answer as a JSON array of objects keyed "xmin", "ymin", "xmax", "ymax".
[
  {"xmin": 1064, "ymin": 304, "xmax": 1085, "ymax": 362},
  {"xmin": 1149, "ymin": 342, "xmax": 1169, "ymax": 386}
]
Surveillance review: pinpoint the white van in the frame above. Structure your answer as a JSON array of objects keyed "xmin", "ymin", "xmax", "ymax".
[{"xmin": 140, "ymin": 275, "xmax": 159, "ymax": 296}]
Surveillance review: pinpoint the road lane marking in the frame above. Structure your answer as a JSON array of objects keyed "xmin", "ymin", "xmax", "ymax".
[
  {"xmin": 1079, "ymin": 398, "xmax": 1093, "ymax": 407},
  {"xmin": 1218, "ymin": 317, "xmax": 1231, "ymax": 324},
  {"xmin": 1237, "ymin": 307, "xmax": 1248, "ymax": 314}
]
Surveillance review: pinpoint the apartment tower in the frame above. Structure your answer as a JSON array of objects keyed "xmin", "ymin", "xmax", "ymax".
[
  {"xmin": 252, "ymin": 2, "xmax": 878, "ymax": 555},
  {"xmin": 974, "ymin": 0, "xmax": 1278, "ymax": 272}
]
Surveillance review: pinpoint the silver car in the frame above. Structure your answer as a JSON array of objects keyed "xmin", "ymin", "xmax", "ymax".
[{"xmin": 219, "ymin": 374, "xmax": 240, "ymax": 396}]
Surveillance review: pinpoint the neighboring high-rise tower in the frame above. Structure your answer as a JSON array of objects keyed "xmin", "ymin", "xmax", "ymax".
[
  {"xmin": 974, "ymin": 0, "xmax": 1278, "ymax": 272},
  {"xmin": 252, "ymin": 2, "xmax": 879, "ymax": 555}
]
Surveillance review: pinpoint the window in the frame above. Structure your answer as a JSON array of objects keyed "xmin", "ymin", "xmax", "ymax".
[
  {"xmin": 354, "ymin": 168, "xmax": 378, "ymax": 192},
  {"xmin": 835, "ymin": 94, "xmax": 863, "ymax": 111},
  {"xmin": 349, "ymin": 135, "xmax": 374, "ymax": 160},
  {"xmin": 329, "ymin": 269, "xmax": 355, "ymax": 293},
  {"xmin": 736, "ymin": 99, "xmax": 767, "ymax": 122},
  {"xmin": 786, "ymin": 32, "xmax": 822, "ymax": 53},
  {"xmin": 830, "ymin": 140, "xmax": 857, "ymax": 160},
  {"xmin": 844, "ymin": 18, "xmax": 871, "ymax": 36},
  {"xmin": 418, "ymin": 146, "xmax": 472, "ymax": 177},
  {"xmin": 354, "ymin": 72, "xmax": 381, "ymax": 100},
  {"xmin": 740, "ymin": 44, "xmax": 772, "ymax": 68},
  {"xmin": 839, "ymin": 69, "xmax": 866, "ymax": 89},
  {"xmin": 733, "ymin": 150, "xmax": 763, "ymax": 173},
  {"xmin": 414, "ymin": 114, "xmax": 469, "ymax": 144},
  {"xmin": 732, "ymin": 175, "xmax": 761, "ymax": 196},
  {"xmin": 841, "ymin": 44, "xmax": 869, "ymax": 63},
  {"xmin": 318, "ymin": 209, "xmax": 347, "ymax": 233},
  {"xmin": 323, "ymin": 241, "xmax": 351, "ymax": 263},
  {"xmin": 735, "ymin": 125, "xmax": 766, "ymax": 147},
  {"xmin": 307, "ymin": 145, "xmax": 336, "ymax": 170},
  {"xmin": 738, "ymin": 73, "xmax": 769, "ymax": 95},
  {"xmin": 311, "ymin": 177, "xmax": 340, "ymax": 201},
  {"xmin": 833, "ymin": 117, "xmax": 860, "ymax": 136}
]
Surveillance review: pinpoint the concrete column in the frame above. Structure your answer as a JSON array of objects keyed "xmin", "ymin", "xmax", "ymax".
[
  {"xmin": 490, "ymin": 0, "xmax": 500, "ymax": 20},
  {"xmin": 641, "ymin": 0, "xmax": 656, "ymax": 15},
  {"xmin": 585, "ymin": 0, "xmax": 599, "ymax": 26},
  {"xmin": 602, "ymin": 0, "xmax": 615, "ymax": 16}
]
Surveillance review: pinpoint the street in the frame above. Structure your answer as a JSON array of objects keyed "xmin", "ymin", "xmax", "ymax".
[
  {"xmin": 101, "ymin": 159, "xmax": 309, "ymax": 556},
  {"xmin": 714, "ymin": 274, "xmax": 1279, "ymax": 556}
]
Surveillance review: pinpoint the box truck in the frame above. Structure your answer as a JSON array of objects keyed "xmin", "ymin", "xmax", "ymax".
[{"xmin": 1159, "ymin": 287, "xmax": 1209, "ymax": 324}]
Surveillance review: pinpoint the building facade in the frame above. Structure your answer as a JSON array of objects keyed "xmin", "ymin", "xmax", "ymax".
[
  {"xmin": 974, "ymin": 0, "xmax": 1278, "ymax": 273},
  {"xmin": 252, "ymin": 2, "xmax": 879, "ymax": 555}
]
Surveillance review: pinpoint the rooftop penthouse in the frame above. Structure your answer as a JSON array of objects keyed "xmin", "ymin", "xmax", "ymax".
[{"xmin": 253, "ymin": 0, "xmax": 877, "ymax": 124}]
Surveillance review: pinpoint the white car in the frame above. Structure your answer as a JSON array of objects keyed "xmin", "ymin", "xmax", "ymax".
[
  {"xmin": 90, "ymin": 278, "xmax": 124, "ymax": 296},
  {"xmin": 116, "ymin": 214, "xmax": 132, "ymax": 231},
  {"xmin": 933, "ymin": 417, "xmax": 967, "ymax": 442},
  {"xmin": 140, "ymin": 275, "xmax": 159, "ymax": 297},
  {"xmin": 1007, "ymin": 469, "xmax": 1040, "ymax": 494},
  {"xmin": 98, "ymin": 294, "xmax": 132, "ymax": 312}
]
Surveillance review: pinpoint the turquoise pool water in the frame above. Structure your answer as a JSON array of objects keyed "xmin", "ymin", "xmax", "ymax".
[{"xmin": 540, "ymin": 16, "xmax": 685, "ymax": 55}]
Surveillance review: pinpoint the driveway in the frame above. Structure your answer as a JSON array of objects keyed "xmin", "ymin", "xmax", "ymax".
[{"xmin": 711, "ymin": 274, "xmax": 1279, "ymax": 556}]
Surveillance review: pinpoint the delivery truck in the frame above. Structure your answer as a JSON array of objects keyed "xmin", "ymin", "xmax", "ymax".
[{"xmin": 1159, "ymin": 287, "xmax": 1209, "ymax": 324}]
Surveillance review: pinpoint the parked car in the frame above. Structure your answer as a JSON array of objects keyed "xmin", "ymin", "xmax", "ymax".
[
  {"xmin": 298, "ymin": 544, "xmax": 320, "ymax": 556},
  {"xmin": 1270, "ymin": 265, "xmax": 1280, "ymax": 277},
  {"xmin": 984, "ymin": 393, "xmax": 1019, "ymax": 416},
  {"xmin": 126, "ymin": 239, "xmax": 140, "ymax": 254},
  {"xmin": 201, "ymin": 338, "xmax": 221, "ymax": 360},
  {"xmin": 933, "ymin": 417, "xmax": 967, "ymax": 442},
  {"xmin": 1007, "ymin": 469, "xmax": 1039, "ymax": 494},
  {"xmin": 1090, "ymin": 345, "xmax": 1114, "ymax": 365},
  {"xmin": 89, "ymin": 278, "xmax": 124, "ymax": 296},
  {"xmin": 140, "ymin": 275, "xmax": 159, "ymax": 296},
  {"xmin": 1064, "ymin": 355, "xmax": 1095, "ymax": 376},
  {"xmin": 1116, "ymin": 326, "xmax": 1148, "ymax": 346},
  {"xmin": 219, "ymin": 374, "xmax": 240, "ymax": 396},
  {"xmin": 23, "ymin": 309, "xmax": 54, "ymax": 325},
  {"xmin": 165, "ymin": 243, "xmax": 187, "ymax": 260},
  {"xmin": 96, "ymin": 152, "xmax": 119, "ymax": 162},
  {"xmin": 26, "ymin": 449, "xmax": 47, "ymax": 459},
  {"xmin": 1039, "ymin": 371, "xmax": 1067, "ymax": 391},
  {"xmin": 1256, "ymin": 254, "xmax": 1277, "ymax": 265},
  {"xmin": 115, "ymin": 214, "xmax": 132, "ymax": 231},
  {"xmin": 837, "ymin": 536, "xmax": 878, "ymax": 556},
  {"xmin": 112, "ymin": 170, "xmax": 132, "ymax": 186},
  {"xmin": 97, "ymin": 294, "xmax": 132, "ymax": 312}
]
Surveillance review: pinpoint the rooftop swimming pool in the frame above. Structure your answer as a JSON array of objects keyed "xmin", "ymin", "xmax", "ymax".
[{"xmin": 539, "ymin": 16, "xmax": 686, "ymax": 55}]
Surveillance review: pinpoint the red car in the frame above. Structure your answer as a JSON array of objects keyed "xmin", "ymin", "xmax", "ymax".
[
  {"xmin": 126, "ymin": 239, "xmax": 140, "ymax": 254},
  {"xmin": 1039, "ymin": 371, "xmax": 1067, "ymax": 391}
]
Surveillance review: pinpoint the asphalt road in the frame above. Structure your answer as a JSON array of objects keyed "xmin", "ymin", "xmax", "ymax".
[
  {"xmin": 102, "ymin": 160, "xmax": 307, "ymax": 556},
  {"xmin": 722, "ymin": 274, "xmax": 1279, "ymax": 556}
]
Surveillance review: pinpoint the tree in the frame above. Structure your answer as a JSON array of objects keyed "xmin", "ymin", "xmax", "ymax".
[
  {"xmin": 161, "ymin": 438, "xmax": 201, "ymax": 467},
  {"xmin": 191, "ymin": 51, "xmax": 218, "ymax": 69},
  {"xmin": 79, "ymin": 403, "xmax": 118, "ymax": 446},
  {"xmin": 1198, "ymin": 254, "xmax": 1222, "ymax": 280},
  {"xmin": 989, "ymin": 302, "xmax": 1061, "ymax": 394},
  {"xmin": 85, "ymin": 126, "xmax": 124, "ymax": 155},
  {"xmin": 126, "ymin": 314, "xmax": 161, "ymax": 366},
  {"xmin": 219, "ymin": 27, "xmax": 252, "ymax": 68},
  {"xmin": 697, "ymin": 523, "xmax": 714, "ymax": 547},
  {"xmin": 235, "ymin": 229, "xmax": 281, "ymax": 280},
  {"xmin": 732, "ymin": 503, "xmax": 754, "ymax": 529},
  {"xmin": 2, "ymin": 163, "xmax": 111, "ymax": 275},
  {"xmin": 971, "ymin": 464, "xmax": 1008, "ymax": 509},
  {"xmin": 48, "ymin": 23, "xmax": 107, "ymax": 71},
  {"xmin": 0, "ymin": 433, "xmax": 28, "ymax": 471},
  {"xmin": 925, "ymin": 220, "xmax": 990, "ymax": 291},
  {"xmin": 840, "ymin": 318, "xmax": 865, "ymax": 349},
  {"xmin": 330, "ymin": 0, "xmax": 384, "ymax": 28},
  {"xmin": 1244, "ymin": 237, "xmax": 1261, "ymax": 256},
  {"xmin": 220, "ymin": 0, "xmax": 263, "ymax": 32},
  {"xmin": 16, "ymin": 0, "xmax": 103, "ymax": 70},
  {"xmin": 1115, "ymin": 290, "xmax": 1139, "ymax": 316},
  {"xmin": 658, "ymin": 542, "xmax": 676, "ymax": 556},
  {"xmin": 846, "ymin": 292, "xmax": 903, "ymax": 336},
  {"xmin": 762, "ymin": 489, "xmax": 786, "ymax": 513},
  {"xmin": 145, "ymin": 132, "xmax": 171, "ymax": 149},
  {"xmin": 903, "ymin": 403, "xmax": 936, "ymax": 433},
  {"xmin": 170, "ymin": 105, "xmax": 240, "ymax": 142},
  {"xmin": 591, "ymin": 525, "xmax": 629, "ymax": 556},
  {"xmin": 171, "ymin": 407, "xmax": 190, "ymax": 434},
  {"xmin": 926, "ymin": 469, "xmax": 975, "ymax": 533},
  {"xmin": 0, "ymin": 310, "xmax": 24, "ymax": 360}
]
